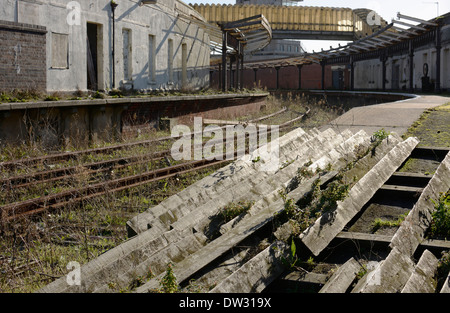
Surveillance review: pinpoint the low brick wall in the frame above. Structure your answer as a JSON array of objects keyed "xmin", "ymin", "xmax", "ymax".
[{"xmin": 0, "ymin": 20, "xmax": 47, "ymax": 92}]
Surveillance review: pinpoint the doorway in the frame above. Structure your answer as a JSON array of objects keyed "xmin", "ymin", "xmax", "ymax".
[
  {"xmin": 87, "ymin": 23, "xmax": 103, "ymax": 90},
  {"xmin": 392, "ymin": 62, "xmax": 400, "ymax": 90}
]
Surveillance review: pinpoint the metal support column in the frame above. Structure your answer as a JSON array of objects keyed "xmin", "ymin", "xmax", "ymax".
[
  {"xmin": 435, "ymin": 25, "xmax": 442, "ymax": 93},
  {"xmin": 111, "ymin": 1, "xmax": 118, "ymax": 89},
  {"xmin": 218, "ymin": 63, "xmax": 222, "ymax": 90},
  {"xmin": 221, "ymin": 31, "xmax": 228, "ymax": 92},
  {"xmin": 253, "ymin": 68, "xmax": 258, "ymax": 86},
  {"xmin": 409, "ymin": 41, "xmax": 414, "ymax": 93},
  {"xmin": 229, "ymin": 55, "xmax": 234, "ymax": 90},
  {"xmin": 240, "ymin": 48, "xmax": 244, "ymax": 90},
  {"xmin": 350, "ymin": 57, "xmax": 354, "ymax": 91},
  {"xmin": 235, "ymin": 51, "xmax": 240, "ymax": 90},
  {"xmin": 381, "ymin": 55, "xmax": 387, "ymax": 91}
]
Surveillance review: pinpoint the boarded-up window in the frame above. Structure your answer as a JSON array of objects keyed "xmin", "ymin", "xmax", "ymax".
[
  {"xmin": 51, "ymin": 33, "xmax": 69, "ymax": 69},
  {"xmin": 18, "ymin": 1, "xmax": 40, "ymax": 25}
]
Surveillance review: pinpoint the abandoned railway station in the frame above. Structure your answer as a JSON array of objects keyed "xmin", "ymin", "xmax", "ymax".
[{"xmin": 0, "ymin": 0, "xmax": 450, "ymax": 298}]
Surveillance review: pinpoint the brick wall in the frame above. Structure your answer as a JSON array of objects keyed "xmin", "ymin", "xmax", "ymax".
[
  {"xmin": 0, "ymin": 20, "xmax": 47, "ymax": 92},
  {"xmin": 211, "ymin": 63, "xmax": 341, "ymax": 91}
]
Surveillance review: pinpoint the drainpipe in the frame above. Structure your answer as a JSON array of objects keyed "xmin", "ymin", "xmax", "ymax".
[
  {"xmin": 381, "ymin": 53, "xmax": 387, "ymax": 92},
  {"xmin": 409, "ymin": 41, "xmax": 414, "ymax": 93},
  {"xmin": 435, "ymin": 24, "xmax": 442, "ymax": 93},
  {"xmin": 111, "ymin": 1, "xmax": 118, "ymax": 89},
  {"xmin": 221, "ymin": 30, "xmax": 228, "ymax": 92}
]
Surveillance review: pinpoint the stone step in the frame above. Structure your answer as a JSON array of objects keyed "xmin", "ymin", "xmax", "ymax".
[
  {"xmin": 385, "ymin": 172, "xmax": 432, "ymax": 188},
  {"xmin": 335, "ymin": 231, "xmax": 450, "ymax": 250}
]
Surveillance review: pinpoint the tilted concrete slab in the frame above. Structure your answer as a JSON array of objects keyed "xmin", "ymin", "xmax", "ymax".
[
  {"xmin": 127, "ymin": 127, "xmax": 357, "ymax": 239},
  {"xmin": 319, "ymin": 257, "xmax": 361, "ymax": 293},
  {"xmin": 390, "ymin": 151, "xmax": 450, "ymax": 257},
  {"xmin": 135, "ymin": 129, "xmax": 372, "ymax": 293},
  {"xmin": 351, "ymin": 247, "xmax": 415, "ymax": 293},
  {"xmin": 299, "ymin": 136, "xmax": 419, "ymax": 256},
  {"xmin": 135, "ymin": 170, "xmax": 343, "ymax": 292},
  {"xmin": 441, "ymin": 275, "xmax": 450, "ymax": 293},
  {"xmin": 208, "ymin": 241, "xmax": 290, "ymax": 293},
  {"xmin": 401, "ymin": 250, "xmax": 439, "ymax": 293},
  {"xmin": 126, "ymin": 127, "xmax": 311, "ymax": 235},
  {"xmin": 190, "ymin": 130, "xmax": 369, "ymax": 236},
  {"xmin": 135, "ymin": 196, "xmax": 288, "ymax": 292},
  {"xmin": 39, "ymin": 128, "xmax": 429, "ymax": 294},
  {"xmin": 39, "ymin": 127, "xmax": 361, "ymax": 293}
]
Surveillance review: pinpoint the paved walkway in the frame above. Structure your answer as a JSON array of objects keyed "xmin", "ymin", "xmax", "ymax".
[{"xmin": 321, "ymin": 95, "xmax": 450, "ymax": 136}]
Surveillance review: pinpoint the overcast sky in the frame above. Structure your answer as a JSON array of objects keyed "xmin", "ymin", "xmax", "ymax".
[{"xmin": 191, "ymin": 0, "xmax": 450, "ymax": 51}]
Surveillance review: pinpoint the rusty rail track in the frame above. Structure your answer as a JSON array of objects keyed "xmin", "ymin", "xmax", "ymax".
[
  {"xmin": 0, "ymin": 107, "xmax": 296, "ymax": 172},
  {"xmin": 0, "ymin": 149, "xmax": 170, "ymax": 190},
  {"xmin": 0, "ymin": 110, "xmax": 310, "ymax": 223},
  {"xmin": 0, "ymin": 158, "xmax": 229, "ymax": 223},
  {"xmin": 1, "ymin": 109, "xmax": 309, "ymax": 189}
]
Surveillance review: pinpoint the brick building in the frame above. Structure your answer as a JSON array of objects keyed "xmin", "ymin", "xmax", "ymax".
[{"xmin": 0, "ymin": 21, "xmax": 47, "ymax": 92}]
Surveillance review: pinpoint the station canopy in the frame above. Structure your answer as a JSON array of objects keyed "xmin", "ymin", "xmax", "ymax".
[
  {"xmin": 177, "ymin": 10, "xmax": 272, "ymax": 60},
  {"xmin": 240, "ymin": 12, "xmax": 440, "ymax": 69}
]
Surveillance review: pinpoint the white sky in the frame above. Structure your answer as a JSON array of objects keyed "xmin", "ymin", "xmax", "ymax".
[{"xmin": 192, "ymin": 0, "xmax": 450, "ymax": 52}]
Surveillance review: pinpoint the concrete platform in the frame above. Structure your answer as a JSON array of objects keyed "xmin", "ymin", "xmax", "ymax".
[{"xmin": 321, "ymin": 95, "xmax": 450, "ymax": 136}]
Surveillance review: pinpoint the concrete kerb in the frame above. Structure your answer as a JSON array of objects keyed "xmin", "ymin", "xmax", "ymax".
[{"xmin": 299, "ymin": 136, "xmax": 420, "ymax": 257}]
